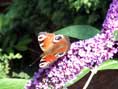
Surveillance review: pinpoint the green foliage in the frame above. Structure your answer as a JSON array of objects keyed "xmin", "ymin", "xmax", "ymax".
[
  {"xmin": 98, "ymin": 59, "xmax": 118, "ymax": 70},
  {"xmin": 0, "ymin": 78, "xmax": 28, "ymax": 89},
  {"xmin": 14, "ymin": 35, "xmax": 32, "ymax": 51},
  {"xmin": 7, "ymin": 0, "xmax": 49, "ymax": 33},
  {"xmin": 0, "ymin": 31, "xmax": 31, "ymax": 78},
  {"xmin": 6, "ymin": 0, "xmax": 109, "ymax": 34},
  {"xmin": 0, "ymin": 11, "xmax": 15, "ymax": 34},
  {"xmin": 69, "ymin": 0, "xmax": 110, "ymax": 27},
  {"xmin": 0, "ymin": 9, "xmax": 31, "ymax": 78},
  {"xmin": 0, "ymin": 31, "xmax": 31, "ymax": 53},
  {"xmin": 12, "ymin": 72, "xmax": 30, "ymax": 79},
  {"xmin": 0, "ymin": 49, "xmax": 22, "ymax": 78},
  {"xmin": 55, "ymin": 25, "xmax": 100, "ymax": 39},
  {"xmin": 69, "ymin": 0, "xmax": 99, "ymax": 12},
  {"xmin": 113, "ymin": 30, "xmax": 118, "ymax": 41},
  {"xmin": 69, "ymin": 0, "xmax": 109, "ymax": 13}
]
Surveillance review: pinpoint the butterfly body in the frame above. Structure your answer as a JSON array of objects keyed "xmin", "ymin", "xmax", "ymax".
[{"xmin": 38, "ymin": 32, "xmax": 70, "ymax": 68}]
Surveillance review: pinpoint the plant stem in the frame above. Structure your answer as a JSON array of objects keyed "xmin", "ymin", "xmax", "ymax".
[{"xmin": 83, "ymin": 66, "xmax": 98, "ymax": 89}]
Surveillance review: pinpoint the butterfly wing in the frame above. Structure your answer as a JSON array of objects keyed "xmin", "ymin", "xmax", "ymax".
[
  {"xmin": 38, "ymin": 32, "xmax": 55, "ymax": 54},
  {"xmin": 51, "ymin": 35, "xmax": 70, "ymax": 58}
]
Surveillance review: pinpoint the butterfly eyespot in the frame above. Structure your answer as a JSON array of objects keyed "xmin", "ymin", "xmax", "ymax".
[
  {"xmin": 55, "ymin": 52, "xmax": 66, "ymax": 58},
  {"xmin": 39, "ymin": 61, "xmax": 50, "ymax": 68},
  {"xmin": 38, "ymin": 34, "xmax": 47, "ymax": 42},
  {"xmin": 53, "ymin": 35, "xmax": 64, "ymax": 42}
]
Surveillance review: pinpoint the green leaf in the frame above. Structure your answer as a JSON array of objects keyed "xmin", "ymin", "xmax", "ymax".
[
  {"xmin": 0, "ymin": 14, "xmax": 4, "ymax": 30},
  {"xmin": 113, "ymin": 30, "xmax": 118, "ymax": 41},
  {"xmin": 2, "ymin": 36, "xmax": 10, "ymax": 50},
  {"xmin": 12, "ymin": 72, "xmax": 30, "ymax": 79},
  {"xmin": 55, "ymin": 25, "xmax": 100, "ymax": 39},
  {"xmin": 19, "ymin": 35, "xmax": 32, "ymax": 45},
  {"xmin": 52, "ymin": 11, "xmax": 65, "ymax": 25},
  {"xmin": 64, "ymin": 68, "xmax": 90, "ymax": 87},
  {"xmin": 14, "ymin": 35, "xmax": 32, "ymax": 51},
  {"xmin": 7, "ymin": 52, "xmax": 22, "ymax": 60},
  {"xmin": 9, "ymin": 35, "xmax": 17, "ymax": 48},
  {"xmin": 14, "ymin": 45, "xmax": 28, "ymax": 51},
  {"xmin": 98, "ymin": 59, "xmax": 118, "ymax": 70},
  {"xmin": 0, "ymin": 78, "xmax": 28, "ymax": 89},
  {"xmin": 74, "ymin": 16, "xmax": 88, "ymax": 24}
]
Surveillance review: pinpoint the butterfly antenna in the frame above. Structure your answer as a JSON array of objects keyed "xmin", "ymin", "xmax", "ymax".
[
  {"xmin": 28, "ymin": 48, "xmax": 40, "ymax": 55},
  {"xmin": 29, "ymin": 56, "xmax": 41, "ymax": 67}
]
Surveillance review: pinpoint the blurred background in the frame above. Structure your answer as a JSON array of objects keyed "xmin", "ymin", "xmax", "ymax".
[{"xmin": 1, "ymin": 0, "xmax": 117, "ymax": 89}]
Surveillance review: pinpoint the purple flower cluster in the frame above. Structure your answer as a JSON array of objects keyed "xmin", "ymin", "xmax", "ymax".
[
  {"xmin": 25, "ymin": 0, "xmax": 118, "ymax": 89},
  {"xmin": 68, "ymin": 33, "xmax": 117, "ymax": 68}
]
